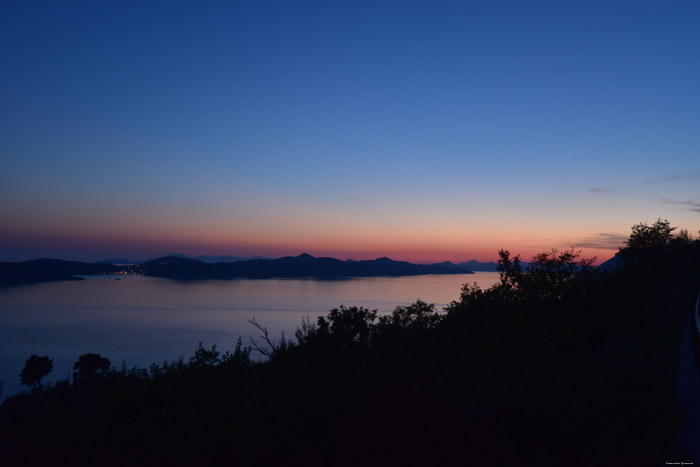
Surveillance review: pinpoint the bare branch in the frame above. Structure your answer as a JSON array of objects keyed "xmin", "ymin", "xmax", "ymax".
[{"xmin": 248, "ymin": 318, "xmax": 275, "ymax": 359}]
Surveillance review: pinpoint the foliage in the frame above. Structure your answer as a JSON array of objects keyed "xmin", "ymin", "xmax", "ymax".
[
  {"xmin": 447, "ymin": 247, "xmax": 598, "ymax": 318},
  {"xmin": 616, "ymin": 218, "xmax": 700, "ymax": 291},
  {"xmin": 294, "ymin": 315, "xmax": 317, "ymax": 345},
  {"xmin": 625, "ymin": 218, "xmax": 676, "ymax": 249},
  {"xmin": 20, "ymin": 354, "xmax": 53, "ymax": 389},
  {"xmin": 189, "ymin": 342, "xmax": 220, "ymax": 368},
  {"xmin": 377, "ymin": 299, "xmax": 441, "ymax": 331},
  {"xmin": 509, "ymin": 248, "xmax": 597, "ymax": 301},
  {"xmin": 248, "ymin": 317, "xmax": 293, "ymax": 359},
  {"xmin": 315, "ymin": 305, "xmax": 377, "ymax": 350},
  {"xmin": 220, "ymin": 337, "xmax": 253, "ymax": 370},
  {"xmin": 73, "ymin": 353, "xmax": 111, "ymax": 383},
  {"xmin": 2, "ymin": 218, "xmax": 699, "ymax": 466}
]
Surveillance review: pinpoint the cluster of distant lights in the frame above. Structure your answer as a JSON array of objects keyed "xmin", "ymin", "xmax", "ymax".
[{"xmin": 102, "ymin": 265, "xmax": 145, "ymax": 276}]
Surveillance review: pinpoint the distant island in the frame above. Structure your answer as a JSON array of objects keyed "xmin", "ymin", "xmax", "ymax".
[
  {"xmin": 0, "ymin": 253, "xmax": 474, "ymax": 285},
  {"xmin": 96, "ymin": 254, "xmax": 501, "ymax": 270},
  {"xmin": 0, "ymin": 261, "xmax": 84, "ymax": 285},
  {"xmin": 96, "ymin": 254, "xmax": 271, "ymax": 264}
]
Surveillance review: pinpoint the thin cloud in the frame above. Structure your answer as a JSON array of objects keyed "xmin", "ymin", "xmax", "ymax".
[
  {"xmin": 588, "ymin": 187, "xmax": 616, "ymax": 194},
  {"xmin": 659, "ymin": 196, "xmax": 700, "ymax": 213},
  {"xmin": 572, "ymin": 232, "xmax": 628, "ymax": 250},
  {"xmin": 654, "ymin": 172, "xmax": 700, "ymax": 183},
  {"xmin": 587, "ymin": 186, "xmax": 700, "ymax": 214}
]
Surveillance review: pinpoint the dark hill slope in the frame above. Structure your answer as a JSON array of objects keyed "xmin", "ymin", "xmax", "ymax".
[
  {"xmin": 142, "ymin": 254, "xmax": 473, "ymax": 279},
  {"xmin": 23, "ymin": 258, "xmax": 120, "ymax": 275},
  {"xmin": 1, "ymin": 259, "xmax": 123, "ymax": 285},
  {"xmin": 0, "ymin": 261, "xmax": 84, "ymax": 285}
]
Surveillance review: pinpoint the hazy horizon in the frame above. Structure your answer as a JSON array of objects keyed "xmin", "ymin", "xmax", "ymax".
[
  {"xmin": 2, "ymin": 245, "xmax": 617, "ymax": 265},
  {"xmin": 1, "ymin": 249, "xmax": 504, "ymax": 265}
]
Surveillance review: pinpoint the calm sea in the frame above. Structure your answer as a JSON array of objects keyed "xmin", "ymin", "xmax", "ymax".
[{"xmin": 0, "ymin": 272, "xmax": 499, "ymax": 399}]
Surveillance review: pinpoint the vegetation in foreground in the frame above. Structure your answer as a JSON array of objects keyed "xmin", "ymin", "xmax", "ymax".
[{"xmin": 1, "ymin": 220, "xmax": 699, "ymax": 466}]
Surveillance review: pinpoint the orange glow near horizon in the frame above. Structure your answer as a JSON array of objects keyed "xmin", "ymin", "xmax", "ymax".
[
  {"xmin": 5, "ymin": 178, "xmax": 696, "ymax": 265},
  {"xmin": 0, "ymin": 224, "xmax": 622, "ymax": 265},
  {"xmin": 0, "ymin": 192, "xmax": 649, "ymax": 264}
]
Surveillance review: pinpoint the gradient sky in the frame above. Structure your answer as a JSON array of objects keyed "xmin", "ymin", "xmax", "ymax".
[{"xmin": 1, "ymin": 0, "xmax": 699, "ymax": 263}]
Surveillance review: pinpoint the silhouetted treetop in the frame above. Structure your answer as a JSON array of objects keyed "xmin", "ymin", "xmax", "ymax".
[
  {"xmin": 625, "ymin": 218, "xmax": 676, "ymax": 250},
  {"xmin": 482, "ymin": 248, "xmax": 597, "ymax": 304},
  {"xmin": 316, "ymin": 305, "xmax": 378, "ymax": 350},
  {"xmin": 377, "ymin": 299, "xmax": 440, "ymax": 331},
  {"xmin": 190, "ymin": 343, "xmax": 221, "ymax": 368},
  {"xmin": 73, "ymin": 353, "xmax": 111, "ymax": 383},
  {"xmin": 20, "ymin": 355, "xmax": 53, "ymax": 390}
]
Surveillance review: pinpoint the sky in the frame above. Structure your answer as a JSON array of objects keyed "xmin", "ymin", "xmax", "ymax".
[{"xmin": 1, "ymin": 0, "xmax": 699, "ymax": 264}]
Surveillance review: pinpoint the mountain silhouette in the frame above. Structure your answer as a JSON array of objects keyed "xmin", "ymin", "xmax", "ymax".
[
  {"xmin": 0, "ymin": 259, "xmax": 123, "ymax": 285},
  {"xmin": 3, "ymin": 254, "xmax": 474, "ymax": 284},
  {"xmin": 98, "ymin": 254, "xmax": 272, "ymax": 264},
  {"xmin": 141, "ymin": 253, "xmax": 473, "ymax": 279},
  {"xmin": 0, "ymin": 261, "xmax": 83, "ymax": 285}
]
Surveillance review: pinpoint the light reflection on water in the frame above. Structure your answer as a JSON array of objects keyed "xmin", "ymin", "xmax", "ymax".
[{"xmin": 0, "ymin": 272, "xmax": 500, "ymax": 399}]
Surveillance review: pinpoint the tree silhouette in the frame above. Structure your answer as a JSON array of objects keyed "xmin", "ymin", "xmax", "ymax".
[
  {"xmin": 625, "ymin": 218, "xmax": 676, "ymax": 250},
  {"xmin": 20, "ymin": 354, "xmax": 53, "ymax": 390},
  {"xmin": 73, "ymin": 353, "xmax": 111, "ymax": 383},
  {"xmin": 189, "ymin": 342, "xmax": 220, "ymax": 368},
  {"xmin": 316, "ymin": 305, "xmax": 377, "ymax": 350},
  {"xmin": 378, "ymin": 299, "xmax": 440, "ymax": 331}
]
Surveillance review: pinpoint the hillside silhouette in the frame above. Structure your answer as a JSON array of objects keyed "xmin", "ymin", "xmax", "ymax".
[
  {"xmin": 0, "ymin": 261, "xmax": 84, "ymax": 285},
  {"xmin": 1, "ymin": 253, "xmax": 473, "ymax": 284},
  {"xmin": 140, "ymin": 253, "xmax": 472, "ymax": 279},
  {"xmin": 1, "ymin": 220, "xmax": 699, "ymax": 466}
]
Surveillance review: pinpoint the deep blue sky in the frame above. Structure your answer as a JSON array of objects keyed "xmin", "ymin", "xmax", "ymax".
[{"xmin": 2, "ymin": 0, "xmax": 699, "ymax": 262}]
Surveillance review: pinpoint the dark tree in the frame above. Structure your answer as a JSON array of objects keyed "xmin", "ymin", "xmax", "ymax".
[
  {"xmin": 378, "ymin": 299, "xmax": 441, "ymax": 330},
  {"xmin": 20, "ymin": 354, "xmax": 53, "ymax": 389},
  {"xmin": 73, "ymin": 353, "xmax": 111, "ymax": 383},
  {"xmin": 189, "ymin": 342, "xmax": 220, "ymax": 368},
  {"xmin": 316, "ymin": 305, "xmax": 377, "ymax": 350},
  {"xmin": 625, "ymin": 218, "xmax": 676, "ymax": 250}
]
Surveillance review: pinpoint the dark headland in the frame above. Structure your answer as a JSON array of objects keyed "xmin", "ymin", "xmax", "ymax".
[{"xmin": 0, "ymin": 253, "xmax": 473, "ymax": 285}]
